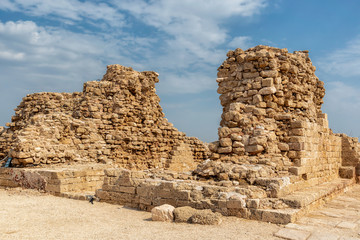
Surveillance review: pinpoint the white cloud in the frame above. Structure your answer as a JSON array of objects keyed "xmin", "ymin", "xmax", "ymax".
[
  {"xmin": 0, "ymin": 0, "xmax": 125, "ymax": 27},
  {"xmin": 228, "ymin": 36, "xmax": 252, "ymax": 50},
  {"xmin": 1, "ymin": 0, "xmax": 17, "ymax": 11},
  {"xmin": 0, "ymin": 20, "xmax": 115, "ymax": 88},
  {"xmin": 318, "ymin": 35, "xmax": 360, "ymax": 77},
  {"xmin": 112, "ymin": 0, "xmax": 267, "ymax": 91},
  {"xmin": 159, "ymin": 72, "xmax": 216, "ymax": 94},
  {"xmin": 0, "ymin": 0, "xmax": 269, "ymax": 96},
  {"xmin": 0, "ymin": 50, "xmax": 25, "ymax": 60},
  {"xmin": 323, "ymin": 81, "xmax": 360, "ymax": 138},
  {"xmin": 116, "ymin": 0, "xmax": 266, "ymax": 46}
]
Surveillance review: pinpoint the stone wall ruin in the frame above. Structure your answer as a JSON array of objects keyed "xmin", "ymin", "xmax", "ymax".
[
  {"xmin": 1, "ymin": 45, "xmax": 360, "ymax": 224},
  {"xmin": 203, "ymin": 45, "xmax": 360, "ymax": 188},
  {"xmin": 93, "ymin": 46, "xmax": 360, "ymax": 224},
  {"xmin": 0, "ymin": 65, "xmax": 208, "ymax": 170}
]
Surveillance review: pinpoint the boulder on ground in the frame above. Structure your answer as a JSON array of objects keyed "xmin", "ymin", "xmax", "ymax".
[
  {"xmin": 151, "ymin": 204, "xmax": 175, "ymax": 222},
  {"xmin": 173, "ymin": 206, "xmax": 197, "ymax": 223},
  {"xmin": 173, "ymin": 206, "xmax": 222, "ymax": 225},
  {"xmin": 189, "ymin": 209, "xmax": 222, "ymax": 225}
]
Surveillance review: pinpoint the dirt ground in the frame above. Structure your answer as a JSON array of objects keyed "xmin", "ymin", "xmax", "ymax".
[{"xmin": 0, "ymin": 188, "xmax": 281, "ymax": 240}]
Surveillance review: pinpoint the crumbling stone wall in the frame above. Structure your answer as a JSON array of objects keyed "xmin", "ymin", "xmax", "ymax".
[
  {"xmin": 212, "ymin": 46, "xmax": 324, "ymax": 158},
  {"xmin": 339, "ymin": 134, "xmax": 360, "ymax": 180},
  {"xmin": 92, "ymin": 47, "xmax": 360, "ymax": 225},
  {"xmin": 206, "ymin": 46, "xmax": 352, "ymax": 186},
  {"xmin": 1, "ymin": 65, "xmax": 208, "ymax": 169},
  {"xmin": 0, "ymin": 127, "xmax": 12, "ymax": 159}
]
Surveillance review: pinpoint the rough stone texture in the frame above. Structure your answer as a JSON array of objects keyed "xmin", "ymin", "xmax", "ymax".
[
  {"xmin": 189, "ymin": 210, "xmax": 222, "ymax": 225},
  {"xmin": 0, "ymin": 65, "xmax": 208, "ymax": 170},
  {"xmin": 173, "ymin": 206, "xmax": 222, "ymax": 225},
  {"xmin": 339, "ymin": 134, "xmax": 360, "ymax": 181},
  {"xmin": 92, "ymin": 47, "xmax": 360, "ymax": 224},
  {"xmin": 0, "ymin": 165, "xmax": 105, "ymax": 196},
  {"xmin": 1, "ymin": 46, "xmax": 360, "ymax": 225},
  {"xmin": 151, "ymin": 204, "xmax": 175, "ymax": 222},
  {"xmin": 200, "ymin": 45, "xmax": 360, "ymax": 190},
  {"xmin": 174, "ymin": 206, "xmax": 199, "ymax": 223}
]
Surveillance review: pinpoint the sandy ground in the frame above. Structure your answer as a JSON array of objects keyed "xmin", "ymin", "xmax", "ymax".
[{"xmin": 0, "ymin": 188, "xmax": 281, "ymax": 240}]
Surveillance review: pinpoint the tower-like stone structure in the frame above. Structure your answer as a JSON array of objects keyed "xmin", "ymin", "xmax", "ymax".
[{"xmin": 208, "ymin": 46, "xmax": 344, "ymax": 185}]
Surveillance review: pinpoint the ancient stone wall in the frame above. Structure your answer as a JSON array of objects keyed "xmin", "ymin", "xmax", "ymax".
[
  {"xmin": 1, "ymin": 65, "xmax": 208, "ymax": 169},
  {"xmin": 338, "ymin": 134, "xmax": 360, "ymax": 181},
  {"xmin": 206, "ymin": 46, "xmax": 353, "ymax": 186},
  {"xmin": 95, "ymin": 168, "xmax": 354, "ymax": 224},
  {"xmin": 288, "ymin": 119, "xmax": 342, "ymax": 184},
  {"xmin": 0, "ymin": 127, "xmax": 12, "ymax": 159},
  {"xmin": 340, "ymin": 134, "xmax": 360, "ymax": 168},
  {"xmin": 0, "ymin": 165, "xmax": 105, "ymax": 198},
  {"xmin": 96, "ymin": 168, "xmax": 295, "ymax": 224},
  {"xmin": 212, "ymin": 46, "xmax": 324, "ymax": 157}
]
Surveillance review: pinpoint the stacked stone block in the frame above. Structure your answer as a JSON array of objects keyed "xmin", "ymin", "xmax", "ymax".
[
  {"xmin": 96, "ymin": 168, "xmax": 296, "ymax": 224},
  {"xmin": 211, "ymin": 46, "xmax": 324, "ymax": 159},
  {"xmin": 0, "ymin": 166, "xmax": 105, "ymax": 197},
  {"xmin": 205, "ymin": 45, "xmax": 357, "ymax": 188},
  {"xmin": 0, "ymin": 127, "xmax": 13, "ymax": 159},
  {"xmin": 338, "ymin": 134, "xmax": 360, "ymax": 180},
  {"xmin": 288, "ymin": 118, "xmax": 342, "ymax": 183}
]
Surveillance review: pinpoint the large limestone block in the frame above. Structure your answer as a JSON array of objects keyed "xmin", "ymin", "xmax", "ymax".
[
  {"xmin": 259, "ymin": 86, "xmax": 276, "ymax": 95},
  {"xmin": 151, "ymin": 204, "xmax": 175, "ymax": 222},
  {"xmin": 219, "ymin": 138, "xmax": 232, "ymax": 147},
  {"xmin": 260, "ymin": 70, "xmax": 278, "ymax": 78},
  {"xmin": 245, "ymin": 145, "xmax": 264, "ymax": 154}
]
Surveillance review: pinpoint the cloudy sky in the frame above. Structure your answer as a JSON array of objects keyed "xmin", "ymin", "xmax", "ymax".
[{"xmin": 1, "ymin": 0, "xmax": 360, "ymax": 142}]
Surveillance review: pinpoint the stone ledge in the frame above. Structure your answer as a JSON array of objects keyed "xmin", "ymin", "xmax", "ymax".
[{"xmin": 280, "ymin": 178, "xmax": 354, "ymax": 209}]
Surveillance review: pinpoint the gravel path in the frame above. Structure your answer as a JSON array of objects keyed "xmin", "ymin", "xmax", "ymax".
[{"xmin": 0, "ymin": 188, "xmax": 281, "ymax": 240}]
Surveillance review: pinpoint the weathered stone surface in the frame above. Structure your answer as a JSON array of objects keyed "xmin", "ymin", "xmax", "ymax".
[
  {"xmin": 259, "ymin": 86, "xmax": 277, "ymax": 95},
  {"xmin": 173, "ymin": 206, "xmax": 222, "ymax": 225},
  {"xmin": 274, "ymin": 228, "xmax": 311, "ymax": 240},
  {"xmin": 0, "ymin": 65, "xmax": 209, "ymax": 170},
  {"xmin": 189, "ymin": 210, "xmax": 222, "ymax": 225},
  {"xmin": 245, "ymin": 145, "xmax": 264, "ymax": 154},
  {"xmin": 2, "ymin": 45, "xmax": 360, "ymax": 228},
  {"xmin": 205, "ymin": 45, "xmax": 358, "ymax": 191},
  {"xmin": 260, "ymin": 70, "xmax": 278, "ymax": 78},
  {"xmin": 151, "ymin": 204, "xmax": 175, "ymax": 222},
  {"xmin": 173, "ymin": 206, "xmax": 198, "ymax": 223},
  {"xmin": 336, "ymin": 221, "xmax": 358, "ymax": 229}
]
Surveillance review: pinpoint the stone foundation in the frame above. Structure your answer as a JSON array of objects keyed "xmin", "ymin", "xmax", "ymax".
[
  {"xmin": 0, "ymin": 165, "xmax": 105, "ymax": 197},
  {"xmin": 95, "ymin": 168, "xmax": 355, "ymax": 224}
]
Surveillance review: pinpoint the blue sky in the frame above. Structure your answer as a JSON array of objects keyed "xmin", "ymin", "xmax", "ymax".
[{"xmin": 1, "ymin": 0, "xmax": 360, "ymax": 142}]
